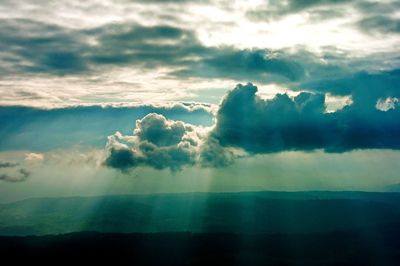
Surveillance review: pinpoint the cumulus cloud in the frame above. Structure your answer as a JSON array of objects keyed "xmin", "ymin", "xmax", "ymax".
[
  {"xmin": 104, "ymin": 112, "xmax": 242, "ymax": 171},
  {"xmin": 199, "ymin": 137, "xmax": 238, "ymax": 167},
  {"xmin": 211, "ymin": 83, "xmax": 400, "ymax": 153},
  {"xmin": 104, "ymin": 113, "xmax": 209, "ymax": 171},
  {"xmin": 104, "ymin": 82, "xmax": 400, "ymax": 171}
]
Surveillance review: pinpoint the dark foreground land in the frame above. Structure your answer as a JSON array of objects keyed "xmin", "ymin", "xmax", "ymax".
[
  {"xmin": 1, "ymin": 229, "xmax": 400, "ymax": 266},
  {"xmin": 1, "ymin": 191, "xmax": 400, "ymax": 265}
]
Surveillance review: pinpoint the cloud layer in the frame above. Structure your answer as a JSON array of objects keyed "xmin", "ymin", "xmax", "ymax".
[
  {"xmin": 104, "ymin": 83, "xmax": 400, "ymax": 171},
  {"xmin": 0, "ymin": 0, "xmax": 399, "ymax": 107}
]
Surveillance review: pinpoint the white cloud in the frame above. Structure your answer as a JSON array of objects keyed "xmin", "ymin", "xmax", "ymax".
[
  {"xmin": 376, "ymin": 97, "xmax": 399, "ymax": 111},
  {"xmin": 25, "ymin": 152, "xmax": 44, "ymax": 161}
]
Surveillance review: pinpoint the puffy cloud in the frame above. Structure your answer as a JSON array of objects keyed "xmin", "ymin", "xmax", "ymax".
[
  {"xmin": 211, "ymin": 83, "xmax": 400, "ymax": 153},
  {"xmin": 198, "ymin": 137, "xmax": 238, "ymax": 167},
  {"xmin": 104, "ymin": 82, "xmax": 400, "ymax": 171},
  {"xmin": 104, "ymin": 113, "xmax": 208, "ymax": 171},
  {"xmin": 104, "ymin": 118, "xmax": 242, "ymax": 171}
]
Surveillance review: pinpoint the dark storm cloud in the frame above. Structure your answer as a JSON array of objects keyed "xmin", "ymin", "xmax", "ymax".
[
  {"xmin": 0, "ymin": 104, "xmax": 213, "ymax": 151},
  {"xmin": 211, "ymin": 83, "xmax": 400, "ymax": 153}
]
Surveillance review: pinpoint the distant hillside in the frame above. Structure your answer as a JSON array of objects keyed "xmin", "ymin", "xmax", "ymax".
[{"xmin": 1, "ymin": 191, "xmax": 400, "ymax": 236}]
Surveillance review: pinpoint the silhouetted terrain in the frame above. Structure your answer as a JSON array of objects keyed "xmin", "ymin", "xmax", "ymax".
[
  {"xmin": 1, "ymin": 191, "xmax": 400, "ymax": 265},
  {"xmin": 1, "ymin": 229, "xmax": 400, "ymax": 265}
]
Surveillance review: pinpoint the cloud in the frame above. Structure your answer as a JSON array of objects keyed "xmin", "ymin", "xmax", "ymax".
[
  {"xmin": 356, "ymin": 15, "xmax": 400, "ymax": 34},
  {"xmin": 210, "ymin": 83, "xmax": 400, "ymax": 153},
  {"xmin": 88, "ymin": 24, "xmax": 205, "ymax": 68},
  {"xmin": 104, "ymin": 113, "xmax": 208, "ymax": 171},
  {"xmin": 104, "ymin": 82, "xmax": 400, "ymax": 171},
  {"xmin": 376, "ymin": 97, "xmax": 399, "ymax": 112},
  {"xmin": 0, "ymin": 160, "xmax": 19, "ymax": 168},
  {"xmin": 0, "ymin": 168, "xmax": 30, "ymax": 182},
  {"xmin": 25, "ymin": 153, "xmax": 44, "ymax": 161},
  {"xmin": 246, "ymin": 0, "xmax": 351, "ymax": 21},
  {"xmin": 301, "ymin": 69, "xmax": 400, "ymax": 109},
  {"xmin": 355, "ymin": 1, "xmax": 400, "ymax": 16},
  {"xmin": 89, "ymin": 24, "xmax": 307, "ymax": 82},
  {"xmin": 172, "ymin": 49, "xmax": 305, "ymax": 82},
  {"xmin": 0, "ymin": 18, "xmax": 352, "ymax": 86},
  {"xmin": 0, "ymin": 19, "xmax": 88, "ymax": 75},
  {"xmin": 0, "ymin": 19, "xmax": 309, "ymax": 87},
  {"xmin": 198, "ymin": 137, "xmax": 238, "ymax": 167},
  {"xmin": 1, "ymin": 11, "xmax": 399, "ymax": 108},
  {"xmin": 0, "ymin": 160, "xmax": 30, "ymax": 182},
  {"xmin": 247, "ymin": 0, "xmax": 400, "ymax": 37}
]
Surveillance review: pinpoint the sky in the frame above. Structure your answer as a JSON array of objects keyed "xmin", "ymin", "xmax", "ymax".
[{"xmin": 0, "ymin": 0, "xmax": 400, "ymax": 202}]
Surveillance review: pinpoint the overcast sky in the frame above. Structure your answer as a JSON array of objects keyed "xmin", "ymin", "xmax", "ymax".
[{"xmin": 0, "ymin": 0, "xmax": 400, "ymax": 202}]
